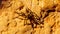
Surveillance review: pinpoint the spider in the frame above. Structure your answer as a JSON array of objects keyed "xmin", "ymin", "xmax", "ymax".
[{"xmin": 15, "ymin": 8, "xmax": 43, "ymax": 29}]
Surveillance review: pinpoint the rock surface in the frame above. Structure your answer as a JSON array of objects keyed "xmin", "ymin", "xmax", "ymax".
[{"xmin": 0, "ymin": 0, "xmax": 60, "ymax": 34}]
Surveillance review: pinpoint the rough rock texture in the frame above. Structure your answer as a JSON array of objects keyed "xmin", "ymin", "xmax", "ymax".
[{"xmin": 0, "ymin": 0, "xmax": 60, "ymax": 34}]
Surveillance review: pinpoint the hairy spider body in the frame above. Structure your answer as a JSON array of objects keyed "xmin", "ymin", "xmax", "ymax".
[
  {"xmin": 26, "ymin": 8, "xmax": 42, "ymax": 29},
  {"xmin": 15, "ymin": 8, "xmax": 42, "ymax": 29}
]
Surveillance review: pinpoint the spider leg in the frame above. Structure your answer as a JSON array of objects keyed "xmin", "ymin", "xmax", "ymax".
[
  {"xmin": 30, "ymin": 20, "xmax": 35, "ymax": 29},
  {"xmin": 24, "ymin": 18, "xmax": 29, "ymax": 26},
  {"xmin": 32, "ymin": 23, "xmax": 34, "ymax": 30},
  {"xmin": 24, "ymin": 18, "xmax": 26, "ymax": 26}
]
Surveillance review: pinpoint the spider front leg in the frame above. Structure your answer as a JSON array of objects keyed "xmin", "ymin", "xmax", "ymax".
[
  {"xmin": 23, "ymin": 18, "xmax": 31, "ymax": 26},
  {"xmin": 24, "ymin": 18, "xmax": 28, "ymax": 26}
]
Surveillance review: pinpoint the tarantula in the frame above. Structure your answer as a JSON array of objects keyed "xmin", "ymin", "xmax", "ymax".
[{"xmin": 15, "ymin": 8, "xmax": 44, "ymax": 29}]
